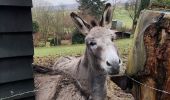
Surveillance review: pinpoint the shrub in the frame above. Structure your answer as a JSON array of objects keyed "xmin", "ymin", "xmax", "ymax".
[
  {"xmin": 72, "ymin": 29, "xmax": 85, "ymax": 44},
  {"xmin": 50, "ymin": 38, "xmax": 61, "ymax": 46},
  {"xmin": 32, "ymin": 21, "xmax": 39, "ymax": 33}
]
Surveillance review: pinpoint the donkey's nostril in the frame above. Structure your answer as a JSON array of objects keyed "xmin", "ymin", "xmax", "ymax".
[
  {"xmin": 119, "ymin": 59, "xmax": 121, "ymax": 64},
  {"xmin": 106, "ymin": 61, "xmax": 111, "ymax": 66}
]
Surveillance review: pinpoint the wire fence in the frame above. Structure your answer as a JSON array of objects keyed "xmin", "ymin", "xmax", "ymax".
[
  {"xmin": 126, "ymin": 75, "xmax": 170, "ymax": 95},
  {"xmin": 0, "ymin": 85, "xmax": 52, "ymax": 100},
  {"xmin": 1, "ymin": 75, "xmax": 170, "ymax": 100}
]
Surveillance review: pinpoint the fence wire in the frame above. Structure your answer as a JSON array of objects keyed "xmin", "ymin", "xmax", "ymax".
[
  {"xmin": 1, "ymin": 75, "xmax": 170, "ymax": 100},
  {"xmin": 126, "ymin": 75, "xmax": 170, "ymax": 95}
]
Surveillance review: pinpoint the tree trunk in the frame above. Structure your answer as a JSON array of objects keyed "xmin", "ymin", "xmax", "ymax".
[
  {"xmin": 131, "ymin": 0, "xmax": 139, "ymax": 34},
  {"xmin": 126, "ymin": 10, "xmax": 170, "ymax": 100}
]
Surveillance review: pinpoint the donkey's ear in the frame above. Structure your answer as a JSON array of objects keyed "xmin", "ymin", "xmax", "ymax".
[
  {"xmin": 70, "ymin": 12, "xmax": 91, "ymax": 35},
  {"xmin": 100, "ymin": 3, "xmax": 113, "ymax": 28}
]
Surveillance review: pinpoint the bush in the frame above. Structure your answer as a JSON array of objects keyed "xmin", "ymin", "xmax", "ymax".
[
  {"xmin": 33, "ymin": 21, "xmax": 39, "ymax": 33},
  {"xmin": 50, "ymin": 38, "xmax": 61, "ymax": 46},
  {"xmin": 72, "ymin": 29, "xmax": 85, "ymax": 44}
]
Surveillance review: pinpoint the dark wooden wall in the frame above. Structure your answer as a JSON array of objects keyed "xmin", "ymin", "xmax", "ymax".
[{"xmin": 0, "ymin": 0, "xmax": 35, "ymax": 99}]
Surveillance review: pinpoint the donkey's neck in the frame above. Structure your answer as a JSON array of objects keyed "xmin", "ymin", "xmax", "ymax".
[
  {"xmin": 89, "ymin": 71, "xmax": 107, "ymax": 100},
  {"xmin": 77, "ymin": 48, "xmax": 107, "ymax": 100}
]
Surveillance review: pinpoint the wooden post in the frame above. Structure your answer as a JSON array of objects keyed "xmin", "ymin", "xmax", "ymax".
[
  {"xmin": 0, "ymin": 0, "xmax": 35, "ymax": 99},
  {"xmin": 127, "ymin": 10, "xmax": 170, "ymax": 100}
]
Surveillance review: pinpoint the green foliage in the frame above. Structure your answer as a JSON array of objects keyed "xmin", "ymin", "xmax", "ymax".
[
  {"xmin": 76, "ymin": 0, "xmax": 107, "ymax": 19},
  {"xmin": 32, "ymin": 21, "xmax": 39, "ymax": 33},
  {"xmin": 137, "ymin": 0, "xmax": 150, "ymax": 17},
  {"xmin": 156, "ymin": 0, "xmax": 170, "ymax": 4},
  {"xmin": 152, "ymin": 0, "xmax": 170, "ymax": 6},
  {"xmin": 72, "ymin": 29, "xmax": 85, "ymax": 44}
]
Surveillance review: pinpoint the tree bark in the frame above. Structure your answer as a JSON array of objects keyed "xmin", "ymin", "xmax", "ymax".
[{"xmin": 127, "ymin": 10, "xmax": 170, "ymax": 100}]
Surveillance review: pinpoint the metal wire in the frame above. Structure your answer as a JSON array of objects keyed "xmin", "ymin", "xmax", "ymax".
[
  {"xmin": 0, "ymin": 87, "xmax": 45, "ymax": 100},
  {"xmin": 0, "ymin": 77, "xmax": 81, "ymax": 100},
  {"xmin": 1, "ymin": 75, "xmax": 170, "ymax": 100},
  {"xmin": 126, "ymin": 75, "xmax": 170, "ymax": 95}
]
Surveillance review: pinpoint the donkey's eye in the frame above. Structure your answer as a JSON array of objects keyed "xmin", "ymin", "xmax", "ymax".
[{"xmin": 89, "ymin": 41, "xmax": 97, "ymax": 46}]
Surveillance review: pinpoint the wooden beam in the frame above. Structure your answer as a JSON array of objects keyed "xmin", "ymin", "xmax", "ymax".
[
  {"xmin": 0, "ymin": 33, "xmax": 33, "ymax": 58},
  {"xmin": 0, "ymin": 57, "xmax": 33, "ymax": 84},
  {"xmin": 0, "ymin": 7, "xmax": 32, "ymax": 33},
  {"xmin": 0, "ymin": 79, "xmax": 35, "ymax": 99},
  {"xmin": 0, "ymin": 0, "xmax": 32, "ymax": 7}
]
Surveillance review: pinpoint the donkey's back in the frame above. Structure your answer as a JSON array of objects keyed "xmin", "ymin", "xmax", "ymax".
[{"xmin": 53, "ymin": 56, "xmax": 82, "ymax": 77}]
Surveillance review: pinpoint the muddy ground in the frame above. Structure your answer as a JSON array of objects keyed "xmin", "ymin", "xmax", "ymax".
[{"xmin": 33, "ymin": 55, "xmax": 134, "ymax": 100}]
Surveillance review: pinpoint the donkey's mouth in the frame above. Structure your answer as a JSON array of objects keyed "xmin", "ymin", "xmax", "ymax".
[
  {"xmin": 108, "ymin": 71, "xmax": 119, "ymax": 75},
  {"xmin": 107, "ymin": 68, "xmax": 119, "ymax": 75}
]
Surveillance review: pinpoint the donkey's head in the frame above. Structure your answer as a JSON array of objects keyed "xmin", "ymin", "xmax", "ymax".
[{"xmin": 70, "ymin": 3, "xmax": 122, "ymax": 75}]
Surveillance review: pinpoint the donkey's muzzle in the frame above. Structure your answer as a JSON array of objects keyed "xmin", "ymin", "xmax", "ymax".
[
  {"xmin": 109, "ymin": 67, "xmax": 120, "ymax": 75},
  {"xmin": 106, "ymin": 61, "xmax": 120, "ymax": 75}
]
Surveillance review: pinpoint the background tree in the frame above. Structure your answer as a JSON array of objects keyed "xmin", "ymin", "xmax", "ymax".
[
  {"xmin": 32, "ymin": 2, "xmax": 73, "ymax": 46},
  {"xmin": 125, "ymin": 0, "xmax": 150, "ymax": 33},
  {"xmin": 50, "ymin": 5, "xmax": 66, "ymax": 46},
  {"xmin": 39, "ymin": 7, "xmax": 52, "ymax": 46},
  {"xmin": 50, "ymin": 5, "xmax": 74, "ymax": 46},
  {"xmin": 76, "ymin": 0, "xmax": 108, "ymax": 20},
  {"xmin": 112, "ymin": 0, "xmax": 120, "ymax": 12},
  {"xmin": 137, "ymin": 0, "xmax": 150, "ymax": 17}
]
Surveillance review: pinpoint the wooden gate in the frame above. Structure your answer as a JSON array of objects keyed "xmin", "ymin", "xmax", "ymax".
[{"xmin": 0, "ymin": 0, "xmax": 35, "ymax": 99}]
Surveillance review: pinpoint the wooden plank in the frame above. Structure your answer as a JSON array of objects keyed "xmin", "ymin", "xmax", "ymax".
[
  {"xmin": 0, "ymin": 57, "xmax": 33, "ymax": 84},
  {"xmin": 0, "ymin": 33, "xmax": 34, "ymax": 58},
  {"xmin": 0, "ymin": 79, "xmax": 35, "ymax": 100},
  {"xmin": 0, "ymin": 0, "xmax": 32, "ymax": 7},
  {"xmin": 0, "ymin": 7, "xmax": 32, "ymax": 33}
]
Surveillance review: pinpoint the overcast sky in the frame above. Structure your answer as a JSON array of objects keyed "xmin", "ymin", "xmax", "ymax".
[{"xmin": 45, "ymin": 0, "xmax": 128, "ymax": 5}]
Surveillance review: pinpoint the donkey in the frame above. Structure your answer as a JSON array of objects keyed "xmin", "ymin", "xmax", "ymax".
[{"xmin": 53, "ymin": 3, "xmax": 122, "ymax": 100}]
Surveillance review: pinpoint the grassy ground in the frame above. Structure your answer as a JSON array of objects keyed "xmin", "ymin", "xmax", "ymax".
[
  {"xmin": 34, "ymin": 38, "xmax": 132, "ymax": 57},
  {"xmin": 34, "ymin": 44, "xmax": 85, "ymax": 57},
  {"xmin": 113, "ymin": 7, "xmax": 133, "ymax": 29}
]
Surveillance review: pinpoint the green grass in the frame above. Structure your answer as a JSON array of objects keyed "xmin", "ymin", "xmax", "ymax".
[
  {"xmin": 115, "ymin": 38, "xmax": 132, "ymax": 56},
  {"xmin": 34, "ymin": 38, "xmax": 132, "ymax": 57},
  {"xmin": 113, "ymin": 7, "xmax": 133, "ymax": 29},
  {"xmin": 34, "ymin": 44, "xmax": 85, "ymax": 57}
]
